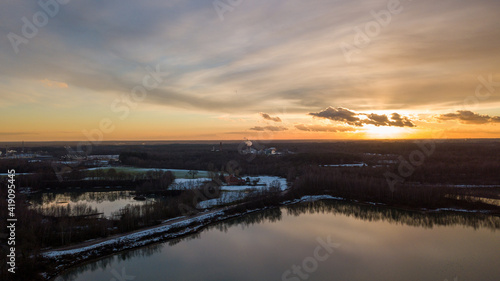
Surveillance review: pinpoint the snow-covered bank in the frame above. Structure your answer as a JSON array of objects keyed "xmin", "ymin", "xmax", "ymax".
[{"xmin": 43, "ymin": 210, "xmax": 225, "ymax": 259}]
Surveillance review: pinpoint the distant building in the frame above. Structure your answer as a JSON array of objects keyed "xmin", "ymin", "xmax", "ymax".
[
  {"xmin": 239, "ymin": 144, "xmax": 290, "ymax": 156},
  {"xmin": 265, "ymin": 147, "xmax": 277, "ymax": 155}
]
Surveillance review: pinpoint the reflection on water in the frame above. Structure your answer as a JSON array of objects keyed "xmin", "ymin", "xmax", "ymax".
[
  {"xmin": 55, "ymin": 200, "xmax": 500, "ymax": 281},
  {"xmin": 30, "ymin": 190, "xmax": 153, "ymax": 217},
  {"xmin": 284, "ymin": 200, "xmax": 500, "ymax": 230}
]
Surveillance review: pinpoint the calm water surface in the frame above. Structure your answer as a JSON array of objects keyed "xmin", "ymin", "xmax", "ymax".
[{"xmin": 55, "ymin": 201, "xmax": 500, "ymax": 281}]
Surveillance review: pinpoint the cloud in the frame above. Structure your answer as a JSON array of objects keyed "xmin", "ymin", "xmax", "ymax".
[
  {"xmin": 309, "ymin": 107, "xmax": 362, "ymax": 126},
  {"xmin": 362, "ymin": 112, "xmax": 415, "ymax": 127},
  {"xmin": 0, "ymin": 132, "xmax": 39, "ymax": 136},
  {"xmin": 309, "ymin": 107, "xmax": 416, "ymax": 127},
  {"xmin": 295, "ymin": 124, "xmax": 355, "ymax": 132},
  {"xmin": 260, "ymin": 112, "xmax": 281, "ymax": 122},
  {"xmin": 389, "ymin": 113, "xmax": 416, "ymax": 127},
  {"xmin": 437, "ymin": 110, "xmax": 500, "ymax": 124},
  {"xmin": 40, "ymin": 79, "xmax": 68, "ymax": 89},
  {"xmin": 249, "ymin": 126, "xmax": 288, "ymax": 131}
]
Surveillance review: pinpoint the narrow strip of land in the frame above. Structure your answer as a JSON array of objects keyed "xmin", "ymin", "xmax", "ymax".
[{"xmin": 44, "ymin": 207, "xmax": 227, "ymax": 253}]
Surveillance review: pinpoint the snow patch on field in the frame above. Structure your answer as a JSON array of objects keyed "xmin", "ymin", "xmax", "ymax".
[
  {"xmin": 170, "ymin": 178, "xmax": 211, "ymax": 190},
  {"xmin": 222, "ymin": 176, "xmax": 288, "ymax": 191},
  {"xmin": 170, "ymin": 176, "xmax": 288, "ymax": 191},
  {"xmin": 197, "ymin": 192, "xmax": 246, "ymax": 209}
]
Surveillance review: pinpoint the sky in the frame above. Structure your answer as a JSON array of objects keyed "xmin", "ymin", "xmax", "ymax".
[{"xmin": 1, "ymin": 0, "xmax": 500, "ymax": 142}]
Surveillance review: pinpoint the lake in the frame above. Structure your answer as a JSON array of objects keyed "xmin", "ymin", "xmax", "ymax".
[{"xmin": 54, "ymin": 200, "xmax": 500, "ymax": 281}]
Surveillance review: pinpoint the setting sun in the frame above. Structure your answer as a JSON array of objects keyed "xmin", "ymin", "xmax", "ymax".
[{"xmin": 364, "ymin": 125, "xmax": 407, "ymax": 139}]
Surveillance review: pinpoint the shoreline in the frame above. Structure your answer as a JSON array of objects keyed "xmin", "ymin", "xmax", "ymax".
[{"xmin": 42, "ymin": 195, "xmax": 499, "ymax": 280}]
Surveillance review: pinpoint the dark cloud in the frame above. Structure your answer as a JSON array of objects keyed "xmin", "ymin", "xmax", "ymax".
[
  {"xmin": 249, "ymin": 126, "xmax": 288, "ymax": 132},
  {"xmin": 389, "ymin": 113, "xmax": 416, "ymax": 127},
  {"xmin": 309, "ymin": 107, "xmax": 362, "ymax": 126},
  {"xmin": 295, "ymin": 124, "xmax": 354, "ymax": 132},
  {"xmin": 309, "ymin": 107, "xmax": 416, "ymax": 127},
  {"xmin": 362, "ymin": 113, "xmax": 415, "ymax": 127},
  {"xmin": 365, "ymin": 113, "xmax": 389, "ymax": 124},
  {"xmin": 437, "ymin": 111, "xmax": 500, "ymax": 124},
  {"xmin": 260, "ymin": 112, "xmax": 282, "ymax": 122}
]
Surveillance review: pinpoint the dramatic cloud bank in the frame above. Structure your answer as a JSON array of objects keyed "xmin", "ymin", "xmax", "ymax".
[{"xmin": 309, "ymin": 107, "xmax": 415, "ymax": 127}]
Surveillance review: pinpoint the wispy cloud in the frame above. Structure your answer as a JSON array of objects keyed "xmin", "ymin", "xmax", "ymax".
[
  {"xmin": 260, "ymin": 112, "xmax": 281, "ymax": 122},
  {"xmin": 40, "ymin": 79, "xmax": 68, "ymax": 89},
  {"xmin": 295, "ymin": 124, "xmax": 355, "ymax": 132},
  {"xmin": 1, "ymin": 0, "xmax": 499, "ymax": 113},
  {"xmin": 0, "ymin": 132, "xmax": 38, "ymax": 136},
  {"xmin": 249, "ymin": 126, "xmax": 288, "ymax": 132}
]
